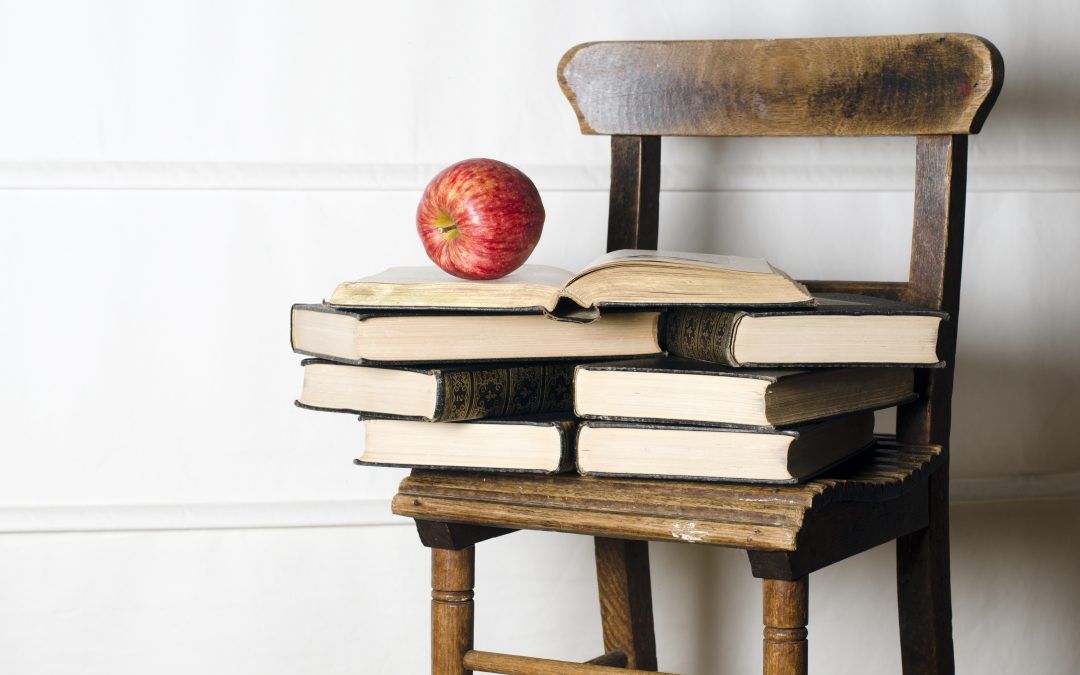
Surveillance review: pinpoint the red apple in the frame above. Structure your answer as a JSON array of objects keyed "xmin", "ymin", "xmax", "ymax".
[{"xmin": 416, "ymin": 158, "xmax": 545, "ymax": 280}]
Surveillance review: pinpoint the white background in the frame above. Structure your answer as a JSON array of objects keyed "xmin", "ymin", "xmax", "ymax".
[{"xmin": 1, "ymin": 1, "xmax": 1078, "ymax": 673}]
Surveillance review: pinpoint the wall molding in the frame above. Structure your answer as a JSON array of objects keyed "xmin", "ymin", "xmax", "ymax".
[
  {"xmin": 0, "ymin": 161, "xmax": 1077, "ymax": 193},
  {"xmin": 2, "ymin": 473, "xmax": 1077, "ymax": 534},
  {"xmin": 949, "ymin": 472, "xmax": 1080, "ymax": 504},
  {"xmin": 0, "ymin": 499, "xmax": 407, "ymax": 534}
]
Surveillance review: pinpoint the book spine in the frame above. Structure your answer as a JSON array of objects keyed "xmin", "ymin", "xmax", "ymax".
[
  {"xmin": 553, "ymin": 417, "xmax": 577, "ymax": 474},
  {"xmin": 436, "ymin": 364, "xmax": 575, "ymax": 422},
  {"xmin": 663, "ymin": 308, "xmax": 741, "ymax": 365}
]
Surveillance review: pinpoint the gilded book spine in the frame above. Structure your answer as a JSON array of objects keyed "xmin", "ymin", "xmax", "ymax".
[
  {"xmin": 664, "ymin": 308, "xmax": 740, "ymax": 365},
  {"xmin": 437, "ymin": 364, "xmax": 575, "ymax": 421}
]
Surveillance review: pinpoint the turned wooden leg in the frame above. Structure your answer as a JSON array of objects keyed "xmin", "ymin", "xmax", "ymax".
[
  {"xmin": 763, "ymin": 577, "xmax": 808, "ymax": 675},
  {"xmin": 897, "ymin": 463, "xmax": 955, "ymax": 674},
  {"xmin": 595, "ymin": 537, "xmax": 658, "ymax": 670},
  {"xmin": 432, "ymin": 547, "xmax": 474, "ymax": 675}
]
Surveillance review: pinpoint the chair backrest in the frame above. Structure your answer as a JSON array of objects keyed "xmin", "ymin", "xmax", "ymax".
[{"xmin": 557, "ymin": 33, "xmax": 1003, "ymax": 451}]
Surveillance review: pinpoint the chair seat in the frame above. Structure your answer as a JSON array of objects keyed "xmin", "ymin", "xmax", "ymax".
[{"xmin": 392, "ymin": 438, "xmax": 941, "ymax": 554}]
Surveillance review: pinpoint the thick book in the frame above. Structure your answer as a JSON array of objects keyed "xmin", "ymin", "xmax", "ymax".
[
  {"xmin": 576, "ymin": 411, "xmax": 875, "ymax": 484},
  {"xmin": 664, "ymin": 293, "xmax": 946, "ymax": 367},
  {"xmin": 356, "ymin": 415, "xmax": 576, "ymax": 474},
  {"xmin": 575, "ymin": 357, "xmax": 915, "ymax": 428},
  {"xmin": 291, "ymin": 304, "xmax": 662, "ymax": 364},
  {"xmin": 297, "ymin": 359, "xmax": 574, "ymax": 422},
  {"xmin": 327, "ymin": 249, "xmax": 812, "ymax": 315}
]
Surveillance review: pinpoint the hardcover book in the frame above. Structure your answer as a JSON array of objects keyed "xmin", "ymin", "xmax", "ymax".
[
  {"xmin": 574, "ymin": 358, "xmax": 915, "ymax": 428},
  {"xmin": 665, "ymin": 294, "xmax": 946, "ymax": 367},
  {"xmin": 291, "ymin": 304, "xmax": 662, "ymax": 364},
  {"xmin": 297, "ymin": 359, "xmax": 574, "ymax": 422},
  {"xmin": 576, "ymin": 411, "xmax": 875, "ymax": 484},
  {"xmin": 357, "ymin": 415, "xmax": 576, "ymax": 474},
  {"xmin": 326, "ymin": 249, "xmax": 812, "ymax": 315}
]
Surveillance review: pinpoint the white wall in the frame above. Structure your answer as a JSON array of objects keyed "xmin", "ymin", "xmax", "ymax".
[{"xmin": 1, "ymin": 1, "xmax": 1077, "ymax": 673}]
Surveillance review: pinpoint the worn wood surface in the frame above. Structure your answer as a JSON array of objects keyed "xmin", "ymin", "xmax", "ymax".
[
  {"xmin": 393, "ymin": 441, "xmax": 941, "ymax": 552},
  {"xmin": 416, "ymin": 519, "xmax": 515, "ymax": 551},
  {"xmin": 462, "ymin": 650, "xmax": 676, "ymax": 675},
  {"xmin": 602, "ymin": 131, "xmax": 660, "ymax": 674},
  {"xmin": 585, "ymin": 651, "xmax": 629, "ymax": 667},
  {"xmin": 607, "ymin": 135, "xmax": 661, "ymax": 252},
  {"xmin": 406, "ymin": 34, "xmax": 1000, "ymax": 675},
  {"xmin": 897, "ymin": 464, "xmax": 953, "ymax": 674},
  {"xmin": 748, "ymin": 475, "xmax": 928, "ymax": 579},
  {"xmin": 892, "ymin": 134, "xmax": 968, "ymax": 675},
  {"xmin": 432, "ymin": 547, "xmax": 474, "ymax": 675},
  {"xmin": 801, "ymin": 280, "xmax": 908, "ymax": 302},
  {"xmin": 763, "ymin": 578, "xmax": 809, "ymax": 675},
  {"xmin": 595, "ymin": 538, "xmax": 658, "ymax": 670},
  {"xmin": 559, "ymin": 34, "xmax": 1002, "ymax": 137},
  {"xmin": 899, "ymin": 135, "xmax": 968, "ymax": 447}
]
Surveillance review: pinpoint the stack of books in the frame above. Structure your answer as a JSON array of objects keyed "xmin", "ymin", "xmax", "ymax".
[{"xmin": 292, "ymin": 250, "xmax": 942, "ymax": 483}]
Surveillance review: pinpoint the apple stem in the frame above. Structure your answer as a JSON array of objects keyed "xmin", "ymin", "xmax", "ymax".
[{"xmin": 434, "ymin": 211, "xmax": 460, "ymax": 240}]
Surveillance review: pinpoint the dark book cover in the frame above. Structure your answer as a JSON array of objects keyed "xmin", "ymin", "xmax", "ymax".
[
  {"xmin": 296, "ymin": 358, "xmax": 574, "ymax": 422},
  {"xmin": 574, "ymin": 418, "xmax": 875, "ymax": 484},
  {"xmin": 576, "ymin": 356, "xmax": 789, "ymax": 380},
  {"xmin": 573, "ymin": 357, "xmax": 917, "ymax": 429},
  {"xmin": 663, "ymin": 293, "xmax": 948, "ymax": 368}
]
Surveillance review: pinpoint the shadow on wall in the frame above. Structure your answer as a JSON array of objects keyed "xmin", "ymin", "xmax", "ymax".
[
  {"xmin": 969, "ymin": 40, "xmax": 1080, "ymax": 161},
  {"xmin": 952, "ymin": 352, "xmax": 1080, "ymax": 478},
  {"xmin": 651, "ymin": 134, "xmax": 1080, "ymax": 488},
  {"xmin": 611, "ymin": 36, "xmax": 1080, "ymax": 672},
  {"xmin": 642, "ymin": 498, "xmax": 1080, "ymax": 673}
]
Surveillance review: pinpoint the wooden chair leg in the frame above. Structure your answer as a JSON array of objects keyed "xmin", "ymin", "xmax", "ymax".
[
  {"xmin": 897, "ymin": 465, "xmax": 955, "ymax": 674},
  {"xmin": 763, "ymin": 577, "xmax": 808, "ymax": 675},
  {"xmin": 594, "ymin": 537, "xmax": 658, "ymax": 670},
  {"xmin": 432, "ymin": 547, "xmax": 474, "ymax": 675}
]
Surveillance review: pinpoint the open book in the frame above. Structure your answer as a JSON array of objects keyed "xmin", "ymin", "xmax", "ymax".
[{"xmin": 328, "ymin": 249, "xmax": 812, "ymax": 315}]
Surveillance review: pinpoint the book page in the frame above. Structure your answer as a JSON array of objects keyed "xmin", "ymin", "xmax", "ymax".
[
  {"xmin": 584, "ymin": 249, "xmax": 776, "ymax": 274},
  {"xmin": 558, "ymin": 248, "xmax": 810, "ymax": 309},
  {"xmin": 328, "ymin": 264, "xmax": 575, "ymax": 310},
  {"xmin": 575, "ymin": 249, "xmax": 776, "ymax": 281}
]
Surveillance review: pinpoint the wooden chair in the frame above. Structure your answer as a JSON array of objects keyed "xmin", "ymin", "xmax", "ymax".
[{"xmin": 392, "ymin": 34, "xmax": 1003, "ymax": 674}]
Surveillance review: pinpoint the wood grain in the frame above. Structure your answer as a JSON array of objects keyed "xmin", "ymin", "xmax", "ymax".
[
  {"xmin": 462, "ymin": 650, "xmax": 676, "ymax": 674},
  {"xmin": 559, "ymin": 35, "xmax": 1002, "ymax": 137},
  {"xmin": 415, "ymin": 520, "xmax": 515, "ymax": 550},
  {"xmin": 403, "ymin": 33, "xmax": 1002, "ymax": 675},
  {"xmin": 894, "ymin": 134, "xmax": 968, "ymax": 675},
  {"xmin": 396, "ymin": 493, "xmax": 798, "ymax": 550},
  {"xmin": 747, "ymin": 475, "xmax": 928, "ymax": 579},
  {"xmin": 595, "ymin": 538, "xmax": 657, "ymax": 670},
  {"xmin": 607, "ymin": 136, "xmax": 660, "ymax": 252},
  {"xmin": 899, "ymin": 135, "xmax": 968, "ymax": 447},
  {"xmin": 801, "ymin": 280, "xmax": 908, "ymax": 302},
  {"xmin": 392, "ymin": 441, "xmax": 942, "ymax": 552},
  {"xmin": 432, "ymin": 547, "xmax": 474, "ymax": 675},
  {"xmin": 586, "ymin": 651, "xmax": 629, "ymax": 667},
  {"xmin": 763, "ymin": 578, "xmax": 808, "ymax": 675}
]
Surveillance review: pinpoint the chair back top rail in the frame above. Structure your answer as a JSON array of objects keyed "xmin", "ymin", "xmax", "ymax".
[{"xmin": 559, "ymin": 34, "xmax": 1002, "ymax": 137}]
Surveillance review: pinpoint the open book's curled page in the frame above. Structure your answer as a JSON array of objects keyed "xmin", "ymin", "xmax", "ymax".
[{"xmin": 327, "ymin": 248, "xmax": 813, "ymax": 320}]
